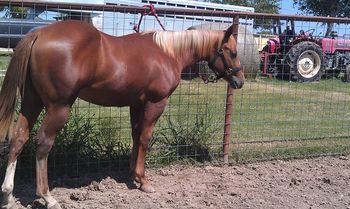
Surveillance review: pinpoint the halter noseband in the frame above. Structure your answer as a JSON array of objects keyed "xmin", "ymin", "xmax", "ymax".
[{"xmin": 205, "ymin": 45, "xmax": 241, "ymax": 84}]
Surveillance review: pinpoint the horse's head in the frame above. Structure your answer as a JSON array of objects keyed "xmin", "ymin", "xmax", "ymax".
[{"xmin": 208, "ymin": 24, "xmax": 244, "ymax": 89}]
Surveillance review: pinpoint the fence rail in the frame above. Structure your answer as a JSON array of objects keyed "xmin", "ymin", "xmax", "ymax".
[
  {"xmin": 2, "ymin": 0, "xmax": 350, "ymax": 23},
  {"xmin": 0, "ymin": 0, "xmax": 349, "ymax": 178}
]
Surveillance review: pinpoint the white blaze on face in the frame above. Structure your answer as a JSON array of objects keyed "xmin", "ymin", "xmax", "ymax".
[{"xmin": 1, "ymin": 160, "xmax": 17, "ymax": 193}]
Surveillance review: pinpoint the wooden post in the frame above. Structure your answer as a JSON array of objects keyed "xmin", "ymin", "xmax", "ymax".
[{"xmin": 222, "ymin": 15, "xmax": 239, "ymax": 163}]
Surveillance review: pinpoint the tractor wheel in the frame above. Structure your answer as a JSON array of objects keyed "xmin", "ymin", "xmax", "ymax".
[{"xmin": 285, "ymin": 41, "xmax": 325, "ymax": 82}]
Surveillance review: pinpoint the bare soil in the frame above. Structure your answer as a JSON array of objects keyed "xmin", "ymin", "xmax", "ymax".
[{"xmin": 9, "ymin": 155, "xmax": 350, "ymax": 209}]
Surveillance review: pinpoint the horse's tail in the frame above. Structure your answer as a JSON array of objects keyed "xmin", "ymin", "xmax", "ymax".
[{"xmin": 0, "ymin": 32, "xmax": 38, "ymax": 141}]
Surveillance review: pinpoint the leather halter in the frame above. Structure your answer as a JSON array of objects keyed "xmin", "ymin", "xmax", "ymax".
[{"xmin": 205, "ymin": 42, "xmax": 241, "ymax": 83}]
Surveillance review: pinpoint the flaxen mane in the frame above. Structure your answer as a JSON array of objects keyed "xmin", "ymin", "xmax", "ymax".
[{"xmin": 153, "ymin": 30, "xmax": 223, "ymax": 58}]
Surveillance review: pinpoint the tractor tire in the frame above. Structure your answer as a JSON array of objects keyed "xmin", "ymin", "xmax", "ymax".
[{"xmin": 285, "ymin": 41, "xmax": 325, "ymax": 82}]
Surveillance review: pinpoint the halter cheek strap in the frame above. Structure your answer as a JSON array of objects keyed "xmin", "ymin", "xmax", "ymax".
[{"xmin": 206, "ymin": 49, "xmax": 241, "ymax": 83}]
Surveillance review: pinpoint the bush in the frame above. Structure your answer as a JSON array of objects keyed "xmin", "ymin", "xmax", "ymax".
[
  {"xmin": 16, "ymin": 111, "xmax": 131, "ymax": 178},
  {"xmin": 149, "ymin": 106, "xmax": 221, "ymax": 164}
]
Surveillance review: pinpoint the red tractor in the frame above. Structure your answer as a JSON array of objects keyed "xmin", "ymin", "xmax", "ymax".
[{"xmin": 260, "ymin": 20, "xmax": 350, "ymax": 82}]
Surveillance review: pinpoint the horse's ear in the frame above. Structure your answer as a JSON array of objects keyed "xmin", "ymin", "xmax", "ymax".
[
  {"xmin": 232, "ymin": 16, "xmax": 239, "ymax": 39},
  {"xmin": 225, "ymin": 24, "xmax": 234, "ymax": 37},
  {"xmin": 224, "ymin": 17, "xmax": 239, "ymax": 40},
  {"xmin": 223, "ymin": 25, "xmax": 234, "ymax": 41}
]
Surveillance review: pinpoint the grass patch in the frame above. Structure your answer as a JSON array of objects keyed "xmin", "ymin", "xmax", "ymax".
[
  {"xmin": 14, "ymin": 108, "xmax": 131, "ymax": 179},
  {"xmin": 149, "ymin": 105, "xmax": 222, "ymax": 165},
  {"xmin": 232, "ymin": 137, "xmax": 350, "ymax": 163},
  {"xmin": 0, "ymin": 64, "xmax": 349, "ymax": 171}
]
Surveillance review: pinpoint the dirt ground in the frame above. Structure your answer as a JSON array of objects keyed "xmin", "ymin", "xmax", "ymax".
[{"xmin": 8, "ymin": 155, "xmax": 350, "ymax": 209}]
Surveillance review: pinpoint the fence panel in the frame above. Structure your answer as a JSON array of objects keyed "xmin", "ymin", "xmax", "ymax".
[
  {"xmin": 234, "ymin": 15, "xmax": 350, "ymax": 162},
  {"xmin": 0, "ymin": 1, "xmax": 348, "ymax": 179}
]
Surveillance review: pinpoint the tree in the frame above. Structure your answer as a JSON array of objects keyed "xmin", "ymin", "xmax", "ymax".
[
  {"xmin": 209, "ymin": 0, "xmax": 280, "ymax": 31},
  {"xmin": 0, "ymin": 6, "xmax": 29, "ymax": 19},
  {"xmin": 293, "ymin": 0, "xmax": 350, "ymax": 35}
]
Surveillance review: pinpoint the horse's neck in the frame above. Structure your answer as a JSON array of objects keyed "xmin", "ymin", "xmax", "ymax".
[
  {"xmin": 176, "ymin": 34, "xmax": 220, "ymax": 71},
  {"xmin": 152, "ymin": 30, "xmax": 221, "ymax": 72},
  {"xmin": 176, "ymin": 50, "xmax": 201, "ymax": 70}
]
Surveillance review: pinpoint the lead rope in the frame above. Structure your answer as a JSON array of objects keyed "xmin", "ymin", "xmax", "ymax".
[{"xmin": 133, "ymin": 4, "xmax": 166, "ymax": 33}]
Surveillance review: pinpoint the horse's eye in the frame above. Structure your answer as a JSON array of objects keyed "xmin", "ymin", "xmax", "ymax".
[{"xmin": 230, "ymin": 52, "xmax": 237, "ymax": 59}]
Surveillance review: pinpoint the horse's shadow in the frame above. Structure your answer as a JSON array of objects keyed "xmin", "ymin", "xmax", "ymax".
[{"xmin": 0, "ymin": 170, "xmax": 138, "ymax": 209}]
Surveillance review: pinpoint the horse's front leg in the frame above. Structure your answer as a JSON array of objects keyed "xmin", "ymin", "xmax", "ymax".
[{"xmin": 132, "ymin": 99, "xmax": 167, "ymax": 193}]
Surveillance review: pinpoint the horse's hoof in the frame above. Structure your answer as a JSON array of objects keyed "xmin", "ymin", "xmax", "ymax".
[
  {"xmin": 1, "ymin": 203, "xmax": 21, "ymax": 209},
  {"xmin": 139, "ymin": 184, "xmax": 155, "ymax": 193},
  {"xmin": 1, "ymin": 198, "xmax": 21, "ymax": 209},
  {"xmin": 48, "ymin": 203, "xmax": 62, "ymax": 209},
  {"xmin": 133, "ymin": 176, "xmax": 141, "ymax": 184}
]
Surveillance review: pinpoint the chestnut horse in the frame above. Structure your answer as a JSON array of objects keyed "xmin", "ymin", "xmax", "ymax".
[{"xmin": 0, "ymin": 20, "xmax": 244, "ymax": 209}]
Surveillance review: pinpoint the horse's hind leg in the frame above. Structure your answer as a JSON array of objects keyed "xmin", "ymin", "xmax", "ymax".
[
  {"xmin": 1, "ymin": 82, "xmax": 43, "ymax": 209},
  {"xmin": 35, "ymin": 105, "xmax": 70, "ymax": 209},
  {"xmin": 130, "ymin": 105, "xmax": 142, "ymax": 178}
]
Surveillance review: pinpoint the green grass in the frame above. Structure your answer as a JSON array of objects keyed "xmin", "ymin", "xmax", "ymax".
[
  {"xmin": 231, "ymin": 137, "xmax": 350, "ymax": 163},
  {"xmin": 234, "ymin": 79, "xmax": 350, "ymax": 141},
  {"xmin": 64, "ymin": 78, "xmax": 350, "ymax": 165},
  {"xmin": 231, "ymin": 78, "xmax": 350, "ymax": 161},
  {"xmin": 0, "ymin": 57, "xmax": 349, "ymax": 171}
]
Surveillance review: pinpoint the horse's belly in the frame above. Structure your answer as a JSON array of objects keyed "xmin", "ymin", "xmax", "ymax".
[
  {"xmin": 77, "ymin": 88, "xmax": 141, "ymax": 107},
  {"xmin": 77, "ymin": 74, "xmax": 175, "ymax": 106}
]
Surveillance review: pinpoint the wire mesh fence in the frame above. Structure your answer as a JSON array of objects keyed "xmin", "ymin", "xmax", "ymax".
[
  {"xmin": 234, "ymin": 14, "xmax": 350, "ymax": 162},
  {"xmin": 0, "ymin": 1, "xmax": 349, "ymax": 180}
]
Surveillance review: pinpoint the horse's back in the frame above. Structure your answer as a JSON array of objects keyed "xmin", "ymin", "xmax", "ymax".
[
  {"xmin": 40, "ymin": 20, "xmax": 98, "ymax": 35},
  {"xmin": 29, "ymin": 20, "xmax": 102, "ymax": 104},
  {"xmin": 27, "ymin": 20, "xmax": 179, "ymax": 107}
]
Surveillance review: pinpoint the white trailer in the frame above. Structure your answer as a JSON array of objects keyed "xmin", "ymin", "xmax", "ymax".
[{"xmin": 97, "ymin": 0, "xmax": 254, "ymax": 35}]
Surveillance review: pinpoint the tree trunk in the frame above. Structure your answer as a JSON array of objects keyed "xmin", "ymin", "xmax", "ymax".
[{"xmin": 325, "ymin": 22, "xmax": 334, "ymax": 36}]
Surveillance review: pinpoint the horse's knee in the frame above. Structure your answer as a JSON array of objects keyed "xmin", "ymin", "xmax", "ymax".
[
  {"xmin": 140, "ymin": 130, "xmax": 152, "ymax": 149},
  {"xmin": 10, "ymin": 123, "xmax": 30, "ymax": 144},
  {"xmin": 37, "ymin": 141, "xmax": 54, "ymax": 158},
  {"xmin": 139, "ymin": 134, "xmax": 152, "ymax": 149},
  {"xmin": 36, "ymin": 133, "xmax": 55, "ymax": 158},
  {"xmin": 9, "ymin": 136, "xmax": 28, "ymax": 153}
]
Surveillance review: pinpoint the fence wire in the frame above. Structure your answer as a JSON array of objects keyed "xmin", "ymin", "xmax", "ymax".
[{"xmin": 0, "ymin": 1, "xmax": 349, "ymax": 179}]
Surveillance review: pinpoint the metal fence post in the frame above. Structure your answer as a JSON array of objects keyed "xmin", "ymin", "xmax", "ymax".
[{"xmin": 223, "ymin": 15, "xmax": 239, "ymax": 163}]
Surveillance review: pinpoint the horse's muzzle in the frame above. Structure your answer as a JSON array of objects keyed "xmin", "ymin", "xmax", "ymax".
[{"xmin": 229, "ymin": 75, "xmax": 244, "ymax": 89}]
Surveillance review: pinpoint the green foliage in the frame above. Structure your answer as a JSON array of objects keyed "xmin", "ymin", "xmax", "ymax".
[
  {"xmin": 293, "ymin": 0, "xmax": 350, "ymax": 17},
  {"xmin": 10, "ymin": 7, "xmax": 28, "ymax": 19},
  {"xmin": 232, "ymin": 138, "xmax": 350, "ymax": 163},
  {"xmin": 293, "ymin": 0, "xmax": 350, "ymax": 35},
  {"xmin": 149, "ymin": 106, "xmax": 221, "ymax": 164},
  {"xmin": 208, "ymin": 0, "xmax": 280, "ymax": 31},
  {"xmin": 1, "ymin": 73, "xmax": 349, "ymax": 174},
  {"xmin": 17, "ymin": 111, "xmax": 131, "ymax": 176},
  {"xmin": 0, "ymin": 6, "xmax": 29, "ymax": 19}
]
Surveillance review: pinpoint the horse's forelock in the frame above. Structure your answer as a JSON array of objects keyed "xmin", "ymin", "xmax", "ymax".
[{"xmin": 153, "ymin": 30, "xmax": 223, "ymax": 59}]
